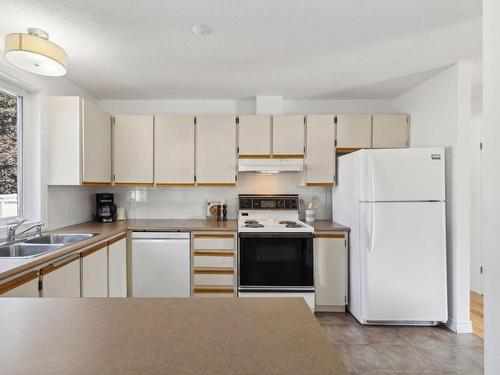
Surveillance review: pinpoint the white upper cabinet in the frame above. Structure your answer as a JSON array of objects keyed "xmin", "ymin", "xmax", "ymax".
[
  {"xmin": 82, "ymin": 100, "xmax": 112, "ymax": 183},
  {"xmin": 238, "ymin": 115, "xmax": 271, "ymax": 156},
  {"xmin": 372, "ymin": 114, "xmax": 410, "ymax": 149},
  {"xmin": 305, "ymin": 115, "xmax": 336, "ymax": 185},
  {"xmin": 155, "ymin": 115, "xmax": 195, "ymax": 185},
  {"xmin": 336, "ymin": 114, "xmax": 372, "ymax": 150},
  {"xmin": 47, "ymin": 96, "xmax": 111, "ymax": 185},
  {"xmin": 272, "ymin": 115, "xmax": 305, "ymax": 156},
  {"xmin": 196, "ymin": 116, "xmax": 237, "ymax": 185},
  {"xmin": 114, "ymin": 115, "xmax": 154, "ymax": 184}
]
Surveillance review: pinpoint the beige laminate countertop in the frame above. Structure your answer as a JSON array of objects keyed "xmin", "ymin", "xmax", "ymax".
[
  {"xmin": 311, "ymin": 220, "xmax": 350, "ymax": 232},
  {"xmin": 0, "ymin": 298, "xmax": 348, "ymax": 375}
]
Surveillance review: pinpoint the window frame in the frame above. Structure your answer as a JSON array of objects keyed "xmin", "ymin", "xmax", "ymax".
[{"xmin": 0, "ymin": 86, "xmax": 24, "ymax": 224}]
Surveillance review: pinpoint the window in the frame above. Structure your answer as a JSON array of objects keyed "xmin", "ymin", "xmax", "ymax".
[{"xmin": 0, "ymin": 89, "xmax": 22, "ymax": 220}]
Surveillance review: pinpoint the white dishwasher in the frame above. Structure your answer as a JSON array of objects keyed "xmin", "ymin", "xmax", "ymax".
[{"xmin": 132, "ymin": 232, "xmax": 191, "ymax": 297}]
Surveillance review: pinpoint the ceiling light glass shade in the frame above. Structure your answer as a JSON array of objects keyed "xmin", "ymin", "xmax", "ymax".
[{"xmin": 4, "ymin": 29, "xmax": 67, "ymax": 76}]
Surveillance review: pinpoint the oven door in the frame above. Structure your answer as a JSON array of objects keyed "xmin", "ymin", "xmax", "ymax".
[{"xmin": 238, "ymin": 232, "xmax": 314, "ymax": 291}]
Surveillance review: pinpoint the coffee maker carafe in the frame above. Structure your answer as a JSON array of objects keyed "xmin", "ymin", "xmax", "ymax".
[{"xmin": 95, "ymin": 193, "xmax": 117, "ymax": 223}]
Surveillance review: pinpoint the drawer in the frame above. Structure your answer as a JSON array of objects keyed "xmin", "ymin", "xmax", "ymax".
[
  {"xmin": 193, "ymin": 272, "xmax": 234, "ymax": 286},
  {"xmin": 193, "ymin": 234, "xmax": 235, "ymax": 250},
  {"xmin": 194, "ymin": 252, "xmax": 234, "ymax": 268},
  {"xmin": 193, "ymin": 286, "xmax": 235, "ymax": 298}
]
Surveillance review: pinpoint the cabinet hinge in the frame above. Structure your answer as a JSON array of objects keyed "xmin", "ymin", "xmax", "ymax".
[
  {"xmin": 480, "ymin": 142, "xmax": 483, "ymax": 150},
  {"xmin": 38, "ymin": 279, "xmax": 42, "ymax": 292},
  {"xmin": 334, "ymin": 116, "xmax": 338, "ymax": 124},
  {"xmin": 303, "ymin": 116, "xmax": 307, "ymax": 124},
  {"xmin": 236, "ymin": 117, "xmax": 239, "ymax": 124},
  {"xmin": 344, "ymin": 295, "xmax": 347, "ymax": 303},
  {"xmin": 344, "ymin": 239, "xmax": 347, "ymax": 246},
  {"xmin": 235, "ymin": 174, "xmax": 238, "ymax": 182},
  {"xmin": 303, "ymin": 146, "xmax": 306, "ymax": 154},
  {"xmin": 480, "ymin": 266, "xmax": 483, "ymax": 274},
  {"xmin": 111, "ymin": 117, "xmax": 115, "ymax": 125},
  {"xmin": 334, "ymin": 140, "xmax": 337, "ymax": 147},
  {"xmin": 112, "ymin": 174, "xmax": 116, "ymax": 182},
  {"xmin": 194, "ymin": 117, "xmax": 197, "ymax": 125},
  {"xmin": 194, "ymin": 175, "xmax": 197, "ymax": 182},
  {"xmin": 237, "ymin": 147, "xmax": 239, "ymax": 153}
]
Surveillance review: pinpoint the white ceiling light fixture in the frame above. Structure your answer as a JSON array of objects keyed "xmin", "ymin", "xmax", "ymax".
[
  {"xmin": 192, "ymin": 24, "xmax": 212, "ymax": 36},
  {"xmin": 4, "ymin": 28, "xmax": 68, "ymax": 77}
]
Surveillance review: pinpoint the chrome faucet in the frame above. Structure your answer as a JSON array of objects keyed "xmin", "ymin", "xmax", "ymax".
[{"xmin": 7, "ymin": 219, "xmax": 43, "ymax": 242}]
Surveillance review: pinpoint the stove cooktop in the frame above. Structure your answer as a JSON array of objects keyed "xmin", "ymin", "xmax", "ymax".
[{"xmin": 238, "ymin": 218, "xmax": 314, "ymax": 233}]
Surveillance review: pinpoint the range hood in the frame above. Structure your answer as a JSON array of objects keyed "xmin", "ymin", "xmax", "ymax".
[{"xmin": 238, "ymin": 158, "xmax": 304, "ymax": 173}]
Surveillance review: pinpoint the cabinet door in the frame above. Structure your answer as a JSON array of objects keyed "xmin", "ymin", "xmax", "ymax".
[
  {"xmin": 238, "ymin": 115, "xmax": 271, "ymax": 156},
  {"xmin": 108, "ymin": 237, "xmax": 127, "ymax": 297},
  {"xmin": 315, "ymin": 234, "xmax": 347, "ymax": 309},
  {"xmin": 0, "ymin": 272, "xmax": 39, "ymax": 297},
  {"xmin": 155, "ymin": 116, "xmax": 195, "ymax": 185},
  {"xmin": 196, "ymin": 116, "xmax": 237, "ymax": 185},
  {"xmin": 114, "ymin": 115, "xmax": 154, "ymax": 184},
  {"xmin": 82, "ymin": 245, "xmax": 108, "ymax": 297},
  {"xmin": 305, "ymin": 115, "xmax": 335, "ymax": 185},
  {"xmin": 372, "ymin": 114, "xmax": 409, "ymax": 149},
  {"xmin": 47, "ymin": 96, "xmax": 81, "ymax": 185},
  {"xmin": 82, "ymin": 99, "xmax": 112, "ymax": 184},
  {"xmin": 42, "ymin": 257, "xmax": 81, "ymax": 297},
  {"xmin": 336, "ymin": 115, "xmax": 372, "ymax": 150},
  {"xmin": 272, "ymin": 115, "xmax": 304, "ymax": 156}
]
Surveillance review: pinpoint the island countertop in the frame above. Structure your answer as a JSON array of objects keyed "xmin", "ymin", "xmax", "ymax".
[{"xmin": 0, "ymin": 297, "xmax": 348, "ymax": 375}]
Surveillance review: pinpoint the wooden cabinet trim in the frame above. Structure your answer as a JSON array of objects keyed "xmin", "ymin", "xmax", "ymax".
[
  {"xmin": 315, "ymin": 233, "xmax": 346, "ymax": 238},
  {"xmin": 196, "ymin": 183, "xmax": 237, "ymax": 187},
  {"xmin": 0, "ymin": 271, "xmax": 39, "ymax": 294},
  {"xmin": 238, "ymin": 155, "xmax": 271, "ymax": 159},
  {"xmin": 41, "ymin": 256, "xmax": 79, "ymax": 276},
  {"xmin": 193, "ymin": 287, "xmax": 235, "ymax": 294},
  {"xmin": 81, "ymin": 242, "xmax": 108, "ymax": 257},
  {"xmin": 336, "ymin": 147, "xmax": 361, "ymax": 154},
  {"xmin": 193, "ymin": 267, "xmax": 234, "ymax": 275},
  {"xmin": 306, "ymin": 182, "xmax": 335, "ymax": 187},
  {"xmin": 82, "ymin": 181, "xmax": 112, "ymax": 186},
  {"xmin": 108, "ymin": 233, "xmax": 127, "ymax": 246},
  {"xmin": 194, "ymin": 251, "xmax": 234, "ymax": 257},
  {"xmin": 114, "ymin": 182, "xmax": 154, "ymax": 187},
  {"xmin": 193, "ymin": 234, "xmax": 235, "ymax": 239},
  {"xmin": 271, "ymin": 154, "xmax": 304, "ymax": 159},
  {"xmin": 155, "ymin": 183, "xmax": 196, "ymax": 187}
]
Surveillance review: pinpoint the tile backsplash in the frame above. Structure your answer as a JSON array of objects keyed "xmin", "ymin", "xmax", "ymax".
[{"xmin": 47, "ymin": 173, "xmax": 331, "ymax": 229}]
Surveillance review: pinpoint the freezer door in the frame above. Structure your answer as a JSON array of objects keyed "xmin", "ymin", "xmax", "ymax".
[
  {"xmin": 359, "ymin": 201, "xmax": 447, "ymax": 322},
  {"xmin": 359, "ymin": 148, "xmax": 445, "ymax": 202}
]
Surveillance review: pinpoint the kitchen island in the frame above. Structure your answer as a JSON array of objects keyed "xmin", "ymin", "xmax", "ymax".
[{"xmin": 0, "ymin": 297, "xmax": 347, "ymax": 374}]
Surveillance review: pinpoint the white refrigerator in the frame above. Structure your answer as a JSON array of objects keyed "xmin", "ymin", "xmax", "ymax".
[{"xmin": 333, "ymin": 148, "xmax": 448, "ymax": 324}]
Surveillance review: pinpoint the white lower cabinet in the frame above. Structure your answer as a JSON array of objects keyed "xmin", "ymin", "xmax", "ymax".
[
  {"xmin": 42, "ymin": 257, "xmax": 81, "ymax": 297},
  {"xmin": 108, "ymin": 236, "xmax": 127, "ymax": 297},
  {"xmin": 82, "ymin": 244, "xmax": 108, "ymax": 297},
  {"xmin": 315, "ymin": 233, "xmax": 348, "ymax": 311},
  {"xmin": 0, "ymin": 272, "xmax": 39, "ymax": 297}
]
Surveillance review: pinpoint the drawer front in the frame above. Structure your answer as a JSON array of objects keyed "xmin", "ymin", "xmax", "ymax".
[
  {"xmin": 193, "ymin": 292, "xmax": 234, "ymax": 298},
  {"xmin": 193, "ymin": 236, "xmax": 235, "ymax": 250},
  {"xmin": 194, "ymin": 253, "xmax": 234, "ymax": 268},
  {"xmin": 193, "ymin": 273, "xmax": 234, "ymax": 286}
]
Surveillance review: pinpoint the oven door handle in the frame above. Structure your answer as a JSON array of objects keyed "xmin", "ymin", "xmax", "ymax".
[{"xmin": 238, "ymin": 232, "xmax": 314, "ymax": 238}]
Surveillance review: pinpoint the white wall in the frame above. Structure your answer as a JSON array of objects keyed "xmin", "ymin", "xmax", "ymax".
[
  {"xmin": 0, "ymin": 59, "xmax": 98, "ymax": 237},
  {"xmin": 470, "ymin": 95, "xmax": 483, "ymax": 294},
  {"xmin": 99, "ymin": 98, "xmax": 394, "ymax": 116},
  {"xmin": 482, "ymin": 1, "xmax": 500, "ymax": 372},
  {"xmin": 392, "ymin": 64, "xmax": 473, "ymax": 333}
]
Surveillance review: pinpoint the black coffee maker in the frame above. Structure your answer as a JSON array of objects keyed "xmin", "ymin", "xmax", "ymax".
[{"xmin": 95, "ymin": 193, "xmax": 117, "ymax": 223}]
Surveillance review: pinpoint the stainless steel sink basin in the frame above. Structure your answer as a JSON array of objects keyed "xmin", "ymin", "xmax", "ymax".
[
  {"xmin": 25, "ymin": 233, "xmax": 96, "ymax": 245},
  {"xmin": 0, "ymin": 243, "xmax": 64, "ymax": 258}
]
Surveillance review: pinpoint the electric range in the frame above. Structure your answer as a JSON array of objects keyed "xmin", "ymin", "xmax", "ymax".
[{"xmin": 237, "ymin": 194, "xmax": 315, "ymax": 309}]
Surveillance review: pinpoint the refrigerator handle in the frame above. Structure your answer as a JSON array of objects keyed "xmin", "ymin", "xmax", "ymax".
[{"xmin": 369, "ymin": 203, "xmax": 375, "ymax": 252}]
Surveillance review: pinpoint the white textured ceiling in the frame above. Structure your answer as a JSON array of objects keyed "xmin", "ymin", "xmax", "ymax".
[{"xmin": 0, "ymin": 0, "xmax": 481, "ymax": 100}]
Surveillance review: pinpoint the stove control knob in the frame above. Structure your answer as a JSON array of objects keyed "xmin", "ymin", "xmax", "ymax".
[
  {"xmin": 277, "ymin": 200, "xmax": 284, "ymax": 208},
  {"xmin": 240, "ymin": 199, "xmax": 251, "ymax": 209}
]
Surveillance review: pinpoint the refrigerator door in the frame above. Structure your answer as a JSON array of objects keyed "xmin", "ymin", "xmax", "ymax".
[
  {"xmin": 359, "ymin": 201, "xmax": 447, "ymax": 322},
  {"xmin": 359, "ymin": 148, "xmax": 445, "ymax": 202}
]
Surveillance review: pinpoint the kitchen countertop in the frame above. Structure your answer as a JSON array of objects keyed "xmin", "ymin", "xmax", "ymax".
[
  {"xmin": 0, "ymin": 219, "xmax": 349, "ymax": 282},
  {"xmin": 311, "ymin": 220, "xmax": 351, "ymax": 232},
  {"xmin": 0, "ymin": 298, "xmax": 348, "ymax": 375}
]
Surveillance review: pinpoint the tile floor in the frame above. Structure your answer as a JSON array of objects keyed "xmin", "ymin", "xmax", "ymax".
[{"xmin": 315, "ymin": 312, "xmax": 484, "ymax": 375}]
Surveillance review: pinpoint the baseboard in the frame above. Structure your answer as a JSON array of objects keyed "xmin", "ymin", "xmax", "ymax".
[
  {"xmin": 315, "ymin": 305, "xmax": 346, "ymax": 313},
  {"xmin": 446, "ymin": 318, "xmax": 473, "ymax": 333}
]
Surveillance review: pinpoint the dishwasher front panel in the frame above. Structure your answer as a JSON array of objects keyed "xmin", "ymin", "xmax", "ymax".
[{"xmin": 132, "ymin": 234, "xmax": 191, "ymax": 297}]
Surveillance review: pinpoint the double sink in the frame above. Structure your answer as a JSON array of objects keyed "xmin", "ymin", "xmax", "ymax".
[{"xmin": 0, "ymin": 233, "xmax": 96, "ymax": 259}]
